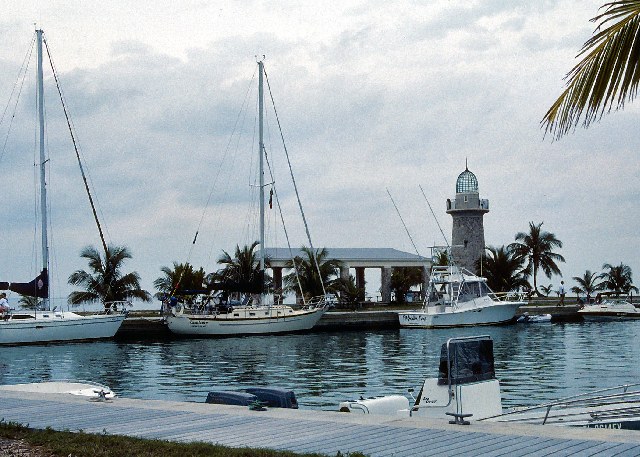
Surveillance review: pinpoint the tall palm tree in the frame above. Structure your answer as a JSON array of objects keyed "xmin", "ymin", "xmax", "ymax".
[
  {"xmin": 18, "ymin": 295, "xmax": 41, "ymax": 310},
  {"xmin": 210, "ymin": 241, "xmax": 270, "ymax": 294},
  {"xmin": 284, "ymin": 247, "xmax": 342, "ymax": 300},
  {"xmin": 68, "ymin": 245, "xmax": 151, "ymax": 307},
  {"xmin": 477, "ymin": 246, "xmax": 529, "ymax": 293},
  {"xmin": 599, "ymin": 262, "xmax": 638, "ymax": 296},
  {"xmin": 542, "ymin": 1, "xmax": 640, "ymax": 139},
  {"xmin": 154, "ymin": 262, "xmax": 207, "ymax": 303},
  {"xmin": 509, "ymin": 222, "xmax": 565, "ymax": 296},
  {"xmin": 332, "ymin": 274, "xmax": 364, "ymax": 308},
  {"xmin": 571, "ymin": 270, "xmax": 603, "ymax": 298}
]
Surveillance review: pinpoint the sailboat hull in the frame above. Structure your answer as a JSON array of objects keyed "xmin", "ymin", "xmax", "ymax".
[
  {"xmin": 0, "ymin": 312, "xmax": 126, "ymax": 344},
  {"xmin": 166, "ymin": 306, "xmax": 326, "ymax": 336}
]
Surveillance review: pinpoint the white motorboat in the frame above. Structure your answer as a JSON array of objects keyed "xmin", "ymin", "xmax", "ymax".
[
  {"xmin": 0, "ymin": 380, "xmax": 115, "ymax": 400},
  {"xmin": 339, "ymin": 336, "xmax": 503, "ymax": 422},
  {"xmin": 339, "ymin": 335, "xmax": 640, "ymax": 430},
  {"xmin": 0, "ymin": 30, "xmax": 127, "ymax": 344},
  {"xmin": 398, "ymin": 265, "xmax": 524, "ymax": 328},
  {"xmin": 517, "ymin": 312, "xmax": 552, "ymax": 323},
  {"xmin": 578, "ymin": 299, "xmax": 640, "ymax": 321},
  {"xmin": 165, "ymin": 60, "xmax": 328, "ymax": 337}
]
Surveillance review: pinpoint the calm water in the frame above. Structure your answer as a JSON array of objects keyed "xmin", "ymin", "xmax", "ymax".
[{"xmin": 0, "ymin": 321, "xmax": 638, "ymax": 410}]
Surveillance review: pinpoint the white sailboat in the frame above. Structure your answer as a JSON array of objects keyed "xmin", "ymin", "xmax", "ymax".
[
  {"xmin": 165, "ymin": 60, "xmax": 329, "ymax": 336},
  {"xmin": 0, "ymin": 30, "xmax": 126, "ymax": 345},
  {"xmin": 398, "ymin": 264, "xmax": 523, "ymax": 328}
]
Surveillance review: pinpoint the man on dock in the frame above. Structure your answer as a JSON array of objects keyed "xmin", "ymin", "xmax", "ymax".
[{"xmin": 558, "ymin": 281, "xmax": 566, "ymax": 306}]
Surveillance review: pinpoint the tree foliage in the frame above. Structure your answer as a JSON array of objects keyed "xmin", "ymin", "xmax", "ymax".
[
  {"xmin": 390, "ymin": 267, "xmax": 423, "ymax": 303},
  {"xmin": 599, "ymin": 262, "xmax": 638, "ymax": 296},
  {"xmin": 154, "ymin": 262, "xmax": 207, "ymax": 303},
  {"xmin": 542, "ymin": 1, "xmax": 640, "ymax": 139},
  {"xmin": 68, "ymin": 245, "xmax": 151, "ymax": 306},
  {"xmin": 210, "ymin": 241, "xmax": 271, "ymax": 294},
  {"xmin": 508, "ymin": 222, "xmax": 565, "ymax": 296},
  {"xmin": 284, "ymin": 246, "xmax": 341, "ymax": 300},
  {"xmin": 477, "ymin": 246, "xmax": 529, "ymax": 293}
]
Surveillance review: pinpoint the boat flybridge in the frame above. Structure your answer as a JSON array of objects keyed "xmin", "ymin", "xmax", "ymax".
[{"xmin": 398, "ymin": 265, "xmax": 524, "ymax": 328}]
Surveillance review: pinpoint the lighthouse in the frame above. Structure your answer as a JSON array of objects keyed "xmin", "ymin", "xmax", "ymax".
[{"xmin": 446, "ymin": 165, "xmax": 489, "ymax": 273}]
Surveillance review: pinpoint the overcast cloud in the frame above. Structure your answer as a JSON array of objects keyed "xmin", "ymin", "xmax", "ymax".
[{"xmin": 1, "ymin": 0, "xmax": 638, "ymax": 307}]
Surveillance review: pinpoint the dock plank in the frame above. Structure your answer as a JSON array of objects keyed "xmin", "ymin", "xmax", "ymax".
[{"xmin": 2, "ymin": 392, "xmax": 640, "ymax": 457}]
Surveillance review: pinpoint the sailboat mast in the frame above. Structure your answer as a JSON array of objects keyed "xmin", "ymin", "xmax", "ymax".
[
  {"xmin": 258, "ymin": 61, "xmax": 265, "ymax": 287},
  {"xmin": 36, "ymin": 29, "xmax": 49, "ymax": 309}
]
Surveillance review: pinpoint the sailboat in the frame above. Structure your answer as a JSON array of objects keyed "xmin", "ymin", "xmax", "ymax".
[
  {"xmin": 165, "ymin": 60, "xmax": 329, "ymax": 336},
  {"xmin": 0, "ymin": 30, "xmax": 126, "ymax": 344}
]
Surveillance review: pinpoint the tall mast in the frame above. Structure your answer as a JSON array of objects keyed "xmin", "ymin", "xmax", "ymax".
[
  {"xmin": 258, "ymin": 60, "xmax": 265, "ymax": 297},
  {"xmin": 36, "ymin": 29, "xmax": 49, "ymax": 310}
]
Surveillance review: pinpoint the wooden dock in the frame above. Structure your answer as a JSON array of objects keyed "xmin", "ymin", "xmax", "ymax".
[{"xmin": 1, "ymin": 390, "xmax": 640, "ymax": 456}]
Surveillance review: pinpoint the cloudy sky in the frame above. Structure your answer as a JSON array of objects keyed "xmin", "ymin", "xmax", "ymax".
[{"xmin": 1, "ymin": 0, "xmax": 638, "ymax": 308}]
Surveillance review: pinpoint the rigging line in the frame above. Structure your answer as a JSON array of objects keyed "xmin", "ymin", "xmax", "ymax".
[
  {"xmin": 43, "ymin": 35, "xmax": 108, "ymax": 257},
  {"xmin": 263, "ymin": 66, "xmax": 326, "ymax": 297},
  {"xmin": 386, "ymin": 188, "xmax": 421, "ymax": 257},
  {"xmin": 419, "ymin": 184, "xmax": 450, "ymax": 248},
  {"xmin": 264, "ymin": 150, "xmax": 306, "ymax": 305},
  {"xmin": 0, "ymin": 35, "xmax": 36, "ymax": 165}
]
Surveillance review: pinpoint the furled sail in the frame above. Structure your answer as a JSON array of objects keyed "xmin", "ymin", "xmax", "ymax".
[{"xmin": 0, "ymin": 269, "xmax": 49, "ymax": 298}]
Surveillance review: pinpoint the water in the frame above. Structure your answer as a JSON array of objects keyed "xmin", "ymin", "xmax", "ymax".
[{"xmin": 0, "ymin": 321, "xmax": 639, "ymax": 410}]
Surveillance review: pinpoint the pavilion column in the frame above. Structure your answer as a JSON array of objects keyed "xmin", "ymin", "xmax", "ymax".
[
  {"xmin": 381, "ymin": 267, "xmax": 392, "ymax": 303},
  {"xmin": 355, "ymin": 267, "xmax": 365, "ymax": 291},
  {"xmin": 422, "ymin": 265, "xmax": 430, "ymax": 301},
  {"xmin": 273, "ymin": 267, "xmax": 283, "ymax": 304},
  {"xmin": 340, "ymin": 266, "xmax": 350, "ymax": 281}
]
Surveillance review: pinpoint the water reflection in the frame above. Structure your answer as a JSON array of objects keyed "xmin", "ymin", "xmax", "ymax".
[{"xmin": 0, "ymin": 321, "xmax": 639, "ymax": 410}]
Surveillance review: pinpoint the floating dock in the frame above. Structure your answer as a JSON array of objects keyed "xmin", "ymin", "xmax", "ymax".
[{"xmin": 1, "ymin": 390, "xmax": 639, "ymax": 456}]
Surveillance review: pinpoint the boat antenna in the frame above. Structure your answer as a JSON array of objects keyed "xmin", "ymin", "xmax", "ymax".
[
  {"xmin": 43, "ymin": 34, "xmax": 109, "ymax": 257},
  {"xmin": 386, "ymin": 188, "xmax": 421, "ymax": 257}
]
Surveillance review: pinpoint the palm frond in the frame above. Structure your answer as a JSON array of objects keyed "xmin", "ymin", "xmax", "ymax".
[{"xmin": 542, "ymin": 1, "xmax": 640, "ymax": 139}]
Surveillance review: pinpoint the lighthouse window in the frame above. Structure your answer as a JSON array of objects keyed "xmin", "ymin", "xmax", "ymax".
[
  {"xmin": 464, "ymin": 196, "xmax": 468, "ymax": 203},
  {"xmin": 464, "ymin": 240, "xmax": 468, "ymax": 248}
]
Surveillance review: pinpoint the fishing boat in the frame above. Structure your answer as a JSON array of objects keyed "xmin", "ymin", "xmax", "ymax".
[
  {"xmin": 339, "ymin": 335, "xmax": 640, "ymax": 430},
  {"xmin": 578, "ymin": 299, "xmax": 640, "ymax": 321},
  {"xmin": 0, "ymin": 30, "xmax": 126, "ymax": 344},
  {"xmin": 398, "ymin": 265, "xmax": 524, "ymax": 328},
  {"xmin": 165, "ymin": 60, "xmax": 329, "ymax": 337}
]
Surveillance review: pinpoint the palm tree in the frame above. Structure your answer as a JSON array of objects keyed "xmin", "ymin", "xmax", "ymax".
[
  {"xmin": 210, "ymin": 241, "xmax": 270, "ymax": 294},
  {"xmin": 390, "ymin": 267, "xmax": 423, "ymax": 303},
  {"xmin": 571, "ymin": 270, "xmax": 603, "ymax": 299},
  {"xmin": 18, "ymin": 295, "xmax": 41, "ymax": 310},
  {"xmin": 332, "ymin": 274, "xmax": 364, "ymax": 309},
  {"xmin": 154, "ymin": 262, "xmax": 207, "ymax": 303},
  {"xmin": 477, "ymin": 246, "xmax": 529, "ymax": 293},
  {"xmin": 284, "ymin": 247, "xmax": 342, "ymax": 300},
  {"xmin": 599, "ymin": 262, "xmax": 638, "ymax": 296},
  {"xmin": 433, "ymin": 250, "xmax": 449, "ymax": 266},
  {"xmin": 542, "ymin": 1, "xmax": 640, "ymax": 139},
  {"xmin": 509, "ymin": 222, "xmax": 565, "ymax": 296},
  {"xmin": 540, "ymin": 284, "xmax": 554, "ymax": 297},
  {"xmin": 68, "ymin": 245, "xmax": 151, "ymax": 307}
]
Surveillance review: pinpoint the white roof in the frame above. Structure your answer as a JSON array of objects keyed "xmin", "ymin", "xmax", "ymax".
[{"xmin": 264, "ymin": 247, "xmax": 430, "ymax": 268}]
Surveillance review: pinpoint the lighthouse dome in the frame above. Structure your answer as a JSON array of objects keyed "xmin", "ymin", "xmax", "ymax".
[{"xmin": 456, "ymin": 168, "xmax": 478, "ymax": 193}]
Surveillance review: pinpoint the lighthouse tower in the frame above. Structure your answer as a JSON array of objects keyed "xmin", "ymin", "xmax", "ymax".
[{"xmin": 446, "ymin": 165, "xmax": 489, "ymax": 273}]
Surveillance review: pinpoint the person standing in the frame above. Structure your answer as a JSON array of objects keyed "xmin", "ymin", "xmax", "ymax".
[
  {"xmin": 559, "ymin": 281, "xmax": 566, "ymax": 306},
  {"xmin": 0, "ymin": 292, "xmax": 9, "ymax": 313}
]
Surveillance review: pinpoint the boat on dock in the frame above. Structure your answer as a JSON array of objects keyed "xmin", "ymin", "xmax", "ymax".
[
  {"xmin": 398, "ymin": 265, "xmax": 524, "ymax": 328},
  {"xmin": 0, "ymin": 380, "xmax": 115, "ymax": 400}
]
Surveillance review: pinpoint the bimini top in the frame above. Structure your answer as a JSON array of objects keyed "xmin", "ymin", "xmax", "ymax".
[{"xmin": 456, "ymin": 167, "xmax": 478, "ymax": 193}]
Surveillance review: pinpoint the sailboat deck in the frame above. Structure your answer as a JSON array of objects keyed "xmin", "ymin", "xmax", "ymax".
[{"xmin": 1, "ymin": 390, "xmax": 640, "ymax": 456}]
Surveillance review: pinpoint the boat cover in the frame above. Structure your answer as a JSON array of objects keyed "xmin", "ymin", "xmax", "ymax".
[
  {"xmin": 0, "ymin": 269, "xmax": 48, "ymax": 298},
  {"xmin": 438, "ymin": 338, "xmax": 495, "ymax": 385}
]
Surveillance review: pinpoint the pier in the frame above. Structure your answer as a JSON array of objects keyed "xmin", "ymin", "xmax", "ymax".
[{"xmin": 1, "ymin": 390, "xmax": 639, "ymax": 456}]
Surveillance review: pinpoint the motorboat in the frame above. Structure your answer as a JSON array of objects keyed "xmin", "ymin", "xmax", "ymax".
[
  {"xmin": 578, "ymin": 299, "xmax": 640, "ymax": 321},
  {"xmin": 398, "ymin": 265, "xmax": 524, "ymax": 328},
  {"xmin": 206, "ymin": 387, "xmax": 298, "ymax": 409},
  {"xmin": 339, "ymin": 335, "xmax": 640, "ymax": 430},
  {"xmin": 339, "ymin": 335, "xmax": 503, "ymax": 422},
  {"xmin": 0, "ymin": 380, "xmax": 115, "ymax": 400}
]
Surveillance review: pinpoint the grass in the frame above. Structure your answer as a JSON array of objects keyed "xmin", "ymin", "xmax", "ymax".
[{"xmin": 0, "ymin": 420, "xmax": 367, "ymax": 457}]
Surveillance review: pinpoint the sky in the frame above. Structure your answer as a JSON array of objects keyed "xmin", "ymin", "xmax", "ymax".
[{"xmin": 1, "ymin": 0, "xmax": 639, "ymax": 309}]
